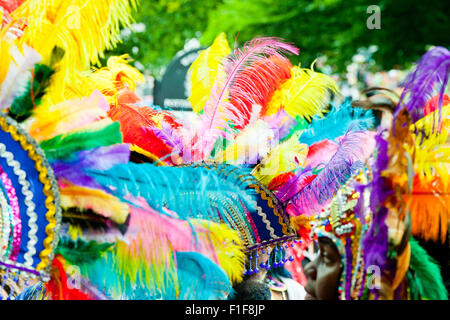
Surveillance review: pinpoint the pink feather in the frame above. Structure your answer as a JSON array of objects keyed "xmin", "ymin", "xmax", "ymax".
[{"xmin": 195, "ymin": 37, "xmax": 299, "ymax": 160}]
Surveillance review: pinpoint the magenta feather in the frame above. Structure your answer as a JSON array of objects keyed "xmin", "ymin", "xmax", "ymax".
[
  {"xmin": 396, "ymin": 46, "xmax": 450, "ymax": 124},
  {"xmin": 195, "ymin": 37, "xmax": 299, "ymax": 159}
]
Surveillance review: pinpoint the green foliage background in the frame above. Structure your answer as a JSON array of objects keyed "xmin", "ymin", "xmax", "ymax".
[{"xmin": 106, "ymin": 0, "xmax": 450, "ymax": 78}]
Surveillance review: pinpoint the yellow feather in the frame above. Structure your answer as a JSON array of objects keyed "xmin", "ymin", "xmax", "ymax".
[
  {"xmin": 191, "ymin": 219, "xmax": 245, "ymax": 284},
  {"xmin": 53, "ymin": 54, "xmax": 145, "ymax": 107},
  {"xmin": 0, "ymin": 40, "xmax": 11, "ymax": 85},
  {"xmin": 213, "ymin": 119, "xmax": 274, "ymax": 164},
  {"xmin": 411, "ymin": 103, "xmax": 450, "ymax": 142},
  {"xmin": 265, "ymin": 63, "xmax": 339, "ymax": 119},
  {"xmin": 188, "ymin": 32, "xmax": 231, "ymax": 113},
  {"xmin": 252, "ymin": 133, "xmax": 309, "ymax": 185},
  {"xmin": 60, "ymin": 185, "xmax": 130, "ymax": 224},
  {"xmin": 28, "ymin": 90, "xmax": 109, "ymax": 141},
  {"xmin": 13, "ymin": 0, "xmax": 138, "ymax": 107}
]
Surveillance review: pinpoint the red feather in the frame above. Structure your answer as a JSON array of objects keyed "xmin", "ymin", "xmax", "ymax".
[
  {"xmin": 267, "ymin": 171, "xmax": 295, "ymax": 191},
  {"xmin": 230, "ymin": 55, "xmax": 293, "ymax": 129},
  {"xmin": 46, "ymin": 255, "xmax": 93, "ymax": 300},
  {"xmin": 108, "ymin": 104, "xmax": 181, "ymax": 164}
]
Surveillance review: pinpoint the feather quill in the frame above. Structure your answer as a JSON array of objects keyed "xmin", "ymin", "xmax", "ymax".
[{"xmin": 108, "ymin": 104, "xmax": 182, "ymax": 164}]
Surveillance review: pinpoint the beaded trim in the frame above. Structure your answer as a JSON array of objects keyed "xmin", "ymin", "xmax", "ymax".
[{"xmin": 0, "ymin": 114, "xmax": 61, "ymax": 281}]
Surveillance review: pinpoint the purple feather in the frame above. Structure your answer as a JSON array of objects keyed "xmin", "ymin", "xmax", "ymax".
[
  {"xmin": 146, "ymin": 123, "xmax": 185, "ymax": 154},
  {"xmin": 51, "ymin": 144, "xmax": 130, "ymax": 188},
  {"xmin": 275, "ymin": 165, "xmax": 313, "ymax": 203},
  {"xmin": 289, "ymin": 129, "xmax": 369, "ymax": 216},
  {"xmin": 396, "ymin": 46, "xmax": 450, "ymax": 124},
  {"xmin": 361, "ymin": 131, "xmax": 391, "ymax": 297}
]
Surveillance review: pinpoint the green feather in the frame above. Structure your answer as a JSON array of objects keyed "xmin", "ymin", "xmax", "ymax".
[
  {"xmin": 56, "ymin": 237, "xmax": 114, "ymax": 265},
  {"xmin": 40, "ymin": 122, "xmax": 122, "ymax": 160},
  {"xmin": 9, "ymin": 64, "xmax": 55, "ymax": 121},
  {"xmin": 409, "ymin": 237, "xmax": 448, "ymax": 300}
]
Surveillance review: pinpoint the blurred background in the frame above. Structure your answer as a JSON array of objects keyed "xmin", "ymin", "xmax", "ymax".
[{"xmin": 102, "ymin": 0, "xmax": 450, "ymax": 112}]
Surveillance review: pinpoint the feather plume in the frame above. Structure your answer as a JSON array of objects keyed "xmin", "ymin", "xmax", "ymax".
[
  {"xmin": 176, "ymin": 252, "xmax": 233, "ymax": 300},
  {"xmin": 108, "ymin": 104, "xmax": 182, "ymax": 165},
  {"xmin": 229, "ymin": 54, "xmax": 294, "ymax": 128},
  {"xmin": 46, "ymin": 255, "xmax": 93, "ymax": 300},
  {"xmin": 396, "ymin": 46, "xmax": 450, "ymax": 124},
  {"xmin": 289, "ymin": 130, "xmax": 372, "ymax": 216},
  {"xmin": 274, "ymin": 166, "xmax": 316, "ymax": 203},
  {"xmin": 56, "ymin": 237, "xmax": 114, "ymax": 265},
  {"xmin": 304, "ymin": 139, "xmax": 339, "ymax": 169},
  {"xmin": 299, "ymin": 100, "xmax": 375, "ymax": 145},
  {"xmin": 0, "ymin": 43, "xmax": 41, "ymax": 109},
  {"xmin": 252, "ymin": 133, "xmax": 308, "ymax": 185},
  {"xmin": 0, "ymin": 39, "xmax": 11, "ymax": 85},
  {"xmin": 51, "ymin": 143, "xmax": 130, "ymax": 188},
  {"xmin": 213, "ymin": 119, "xmax": 274, "ymax": 165},
  {"xmin": 58, "ymin": 55, "xmax": 145, "ymax": 107},
  {"xmin": 409, "ymin": 237, "xmax": 448, "ymax": 300},
  {"xmin": 73, "ymin": 201, "xmax": 243, "ymax": 299},
  {"xmin": 195, "ymin": 37, "xmax": 299, "ymax": 160},
  {"xmin": 9, "ymin": 63, "xmax": 54, "ymax": 121},
  {"xmin": 188, "ymin": 32, "xmax": 231, "ymax": 113},
  {"xmin": 84, "ymin": 162, "xmax": 256, "ymax": 223},
  {"xmin": 265, "ymin": 63, "xmax": 339, "ymax": 119},
  {"xmin": 40, "ymin": 120, "xmax": 122, "ymax": 161},
  {"xmin": 59, "ymin": 184, "xmax": 130, "ymax": 224},
  {"xmin": 13, "ymin": 0, "xmax": 138, "ymax": 107},
  {"xmin": 29, "ymin": 90, "xmax": 110, "ymax": 141}
]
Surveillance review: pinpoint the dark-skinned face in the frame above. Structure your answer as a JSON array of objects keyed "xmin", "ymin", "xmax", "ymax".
[{"xmin": 303, "ymin": 237, "xmax": 342, "ymax": 300}]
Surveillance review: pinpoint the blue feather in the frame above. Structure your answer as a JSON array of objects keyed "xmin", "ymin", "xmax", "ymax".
[{"xmin": 299, "ymin": 100, "xmax": 375, "ymax": 145}]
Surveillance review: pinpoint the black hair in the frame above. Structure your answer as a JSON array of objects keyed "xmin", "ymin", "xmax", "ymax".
[{"xmin": 228, "ymin": 278, "xmax": 271, "ymax": 300}]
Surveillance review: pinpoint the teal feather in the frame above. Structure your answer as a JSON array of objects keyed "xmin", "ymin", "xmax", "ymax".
[
  {"xmin": 85, "ymin": 162, "xmax": 257, "ymax": 225},
  {"xmin": 299, "ymin": 100, "xmax": 375, "ymax": 145},
  {"xmin": 176, "ymin": 252, "xmax": 233, "ymax": 300},
  {"xmin": 409, "ymin": 237, "xmax": 448, "ymax": 300}
]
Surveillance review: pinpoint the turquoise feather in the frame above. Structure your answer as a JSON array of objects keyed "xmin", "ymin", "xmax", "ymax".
[{"xmin": 299, "ymin": 100, "xmax": 375, "ymax": 145}]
